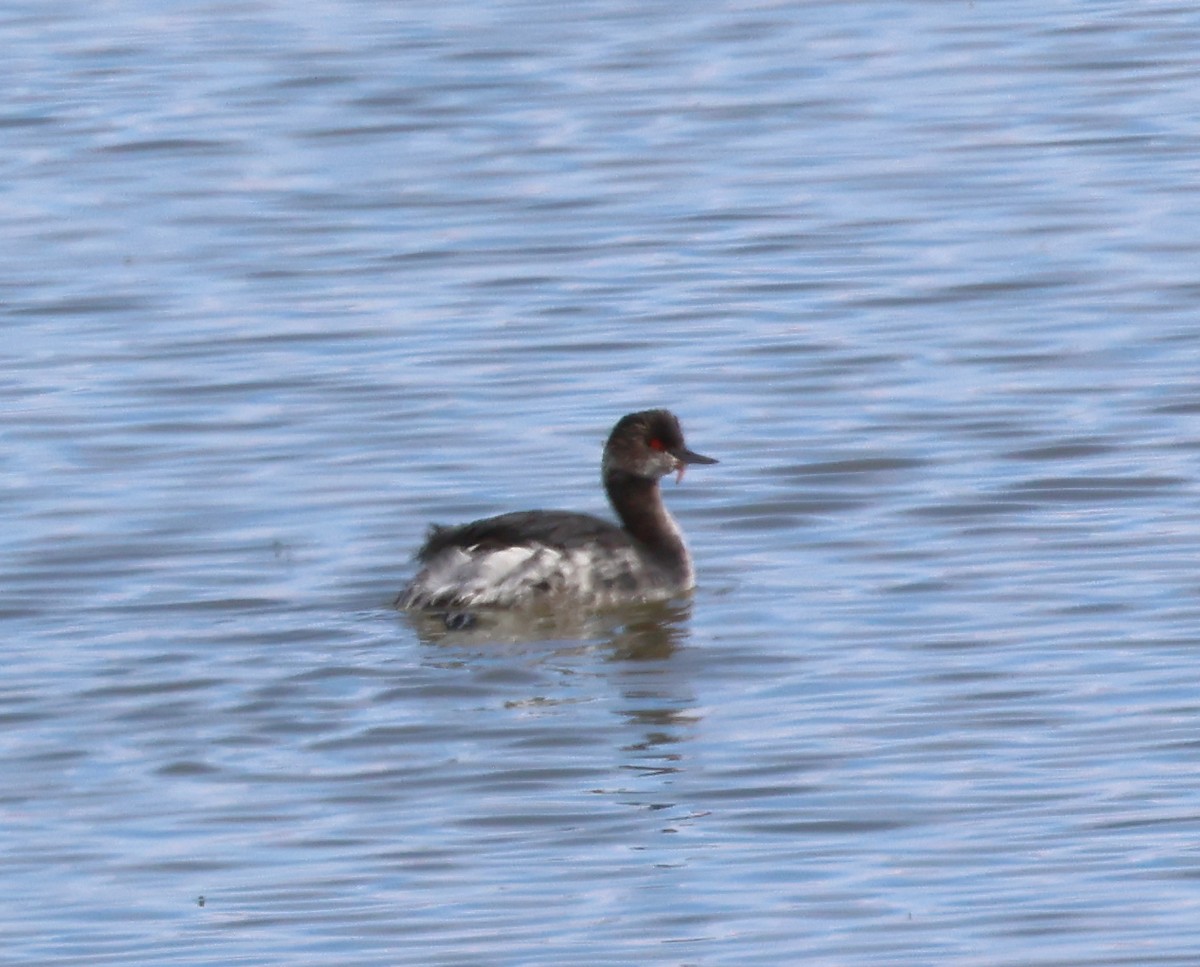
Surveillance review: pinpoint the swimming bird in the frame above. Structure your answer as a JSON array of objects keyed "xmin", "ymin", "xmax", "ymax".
[{"xmin": 397, "ymin": 409, "xmax": 717, "ymax": 612}]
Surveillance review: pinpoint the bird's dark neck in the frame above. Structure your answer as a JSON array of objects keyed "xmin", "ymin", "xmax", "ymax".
[{"xmin": 604, "ymin": 470, "xmax": 688, "ymax": 570}]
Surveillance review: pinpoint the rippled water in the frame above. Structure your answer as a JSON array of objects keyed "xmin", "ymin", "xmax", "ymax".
[{"xmin": 5, "ymin": 1, "xmax": 1200, "ymax": 964}]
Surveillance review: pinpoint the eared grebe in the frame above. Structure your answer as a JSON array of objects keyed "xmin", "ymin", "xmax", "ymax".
[{"xmin": 397, "ymin": 409, "xmax": 717, "ymax": 611}]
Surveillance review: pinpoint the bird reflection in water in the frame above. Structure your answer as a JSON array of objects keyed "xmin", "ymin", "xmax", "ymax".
[{"xmin": 403, "ymin": 597, "xmax": 695, "ymax": 660}]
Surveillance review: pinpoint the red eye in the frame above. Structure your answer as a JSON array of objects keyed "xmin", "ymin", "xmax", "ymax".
[{"xmin": 648, "ymin": 438, "xmax": 666, "ymax": 452}]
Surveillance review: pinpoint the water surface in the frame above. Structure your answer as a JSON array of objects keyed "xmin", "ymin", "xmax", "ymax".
[{"xmin": 4, "ymin": 1, "xmax": 1200, "ymax": 964}]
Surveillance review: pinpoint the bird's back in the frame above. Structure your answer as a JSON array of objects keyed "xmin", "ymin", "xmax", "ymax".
[{"xmin": 399, "ymin": 510, "xmax": 659, "ymax": 610}]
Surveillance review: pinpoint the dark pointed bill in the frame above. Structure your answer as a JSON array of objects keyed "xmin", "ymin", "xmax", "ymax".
[{"xmin": 671, "ymin": 446, "xmax": 718, "ymax": 483}]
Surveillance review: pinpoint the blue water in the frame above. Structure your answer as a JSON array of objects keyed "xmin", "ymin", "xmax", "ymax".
[{"xmin": 4, "ymin": 1, "xmax": 1200, "ymax": 964}]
